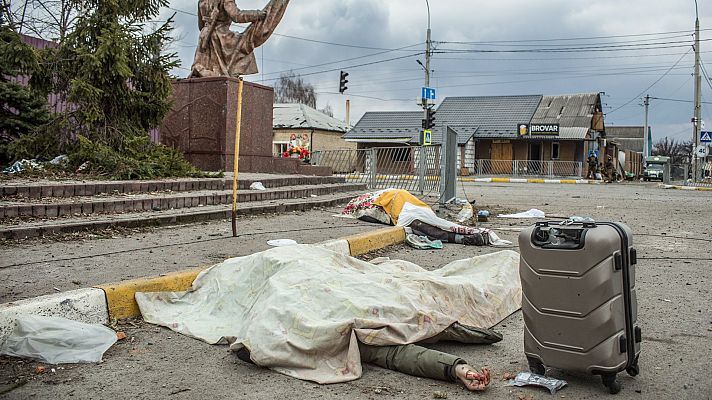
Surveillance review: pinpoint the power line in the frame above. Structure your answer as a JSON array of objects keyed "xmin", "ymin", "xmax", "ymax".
[
  {"xmin": 606, "ymin": 48, "xmax": 692, "ymax": 115},
  {"xmin": 433, "ymin": 39, "xmax": 709, "ymax": 54},
  {"xmin": 436, "ymin": 28, "xmax": 712, "ymax": 44}
]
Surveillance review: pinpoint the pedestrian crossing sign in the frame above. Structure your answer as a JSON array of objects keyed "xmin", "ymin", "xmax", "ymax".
[
  {"xmin": 423, "ymin": 130, "xmax": 432, "ymax": 146},
  {"xmin": 701, "ymin": 131, "xmax": 712, "ymax": 143}
]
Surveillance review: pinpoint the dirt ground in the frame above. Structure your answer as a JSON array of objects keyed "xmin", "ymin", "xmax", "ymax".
[{"xmin": 1, "ymin": 182, "xmax": 711, "ymax": 399}]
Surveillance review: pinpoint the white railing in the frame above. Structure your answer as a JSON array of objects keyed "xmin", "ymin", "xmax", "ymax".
[{"xmin": 466, "ymin": 159, "xmax": 583, "ymax": 178}]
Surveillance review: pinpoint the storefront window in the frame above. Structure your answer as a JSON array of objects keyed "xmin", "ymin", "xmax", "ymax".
[{"xmin": 552, "ymin": 142, "xmax": 560, "ymax": 160}]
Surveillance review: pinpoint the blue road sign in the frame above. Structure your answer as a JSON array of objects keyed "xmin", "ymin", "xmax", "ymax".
[
  {"xmin": 701, "ymin": 131, "xmax": 712, "ymax": 143},
  {"xmin": 421, "ymin": 87, "xmax": 436, "ymax": 100}
]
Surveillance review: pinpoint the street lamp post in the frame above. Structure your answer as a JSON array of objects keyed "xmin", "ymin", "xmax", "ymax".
[
  {"xmin": 692, "ymin": 0, "xmax": 702, "ymax": 182},
  {"xmin": 418, "ymin": 0, "xmax": 432, "ymax": 193}
]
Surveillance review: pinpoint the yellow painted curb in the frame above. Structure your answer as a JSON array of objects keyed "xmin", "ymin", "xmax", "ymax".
[
  {"xmin": 491, "ymin": 177, "xmax": 511, "ymax": 183},
  {"xmin": 96, "ymin": 267, "xmax": 205, "ymax": 320},
  {"xmin": 527, "ymin": 178, "xmax": 545, "ymax": 183},
  {"xmin": 345, "ymin": 226, "xmax": 406, "ymax": 256},
  {"xmin": 560, "ymin": 179, "xmax": 577, "ymax": 184}
]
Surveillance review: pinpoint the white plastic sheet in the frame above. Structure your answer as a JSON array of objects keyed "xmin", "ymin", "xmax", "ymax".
[
  {"xmin": 249, "ymin": 182, "xmax": 267, "ymax": 191},
  {"xmin": 0, "ymin": 315, "xmax": 117, "ymax": 364},
  {"xmin": 136, "ymin": 245, "xmax": 522, "ymax": 384},
  {"xmin": 498, "ymin": 209, "xmax": 546, "ymax": 219}
]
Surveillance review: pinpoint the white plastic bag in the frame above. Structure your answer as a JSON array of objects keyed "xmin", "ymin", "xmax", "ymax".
[
  {"xmin": 0, "ymin": 315, "xmax": 118, "ymax": 364},
  {"xmin": 250, "ymin": 182, "xmax": 267, "ymax": 191},
  {"xmin": 456, "ymin": 203, "xmax": 474, "ymax": 223},
  {"xmin": 267, "ymin": 239, "xmax": 298, "ymax": 247}
]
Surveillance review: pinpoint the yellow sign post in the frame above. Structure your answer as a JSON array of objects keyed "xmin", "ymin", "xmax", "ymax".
[{"xmin": 231, "ymin": 78, "xmax": 244, "ymax": 237}]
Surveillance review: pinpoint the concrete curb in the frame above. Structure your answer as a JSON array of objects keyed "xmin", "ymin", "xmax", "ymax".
[
  {"xmin": 0, "ymin": 226, "xmax": 406, "ymax": 344},
  {"xmin": 661, "ymin": 184, "xmax": 712, "ymax": 191},
  {"xmin": 460, "ymin": 177, "xmax": 597, "ymax": 184}
]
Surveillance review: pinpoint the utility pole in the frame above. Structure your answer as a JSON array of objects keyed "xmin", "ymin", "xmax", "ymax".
[
  {"xmin": 692, "ymin": 0, "xmax": 702, "ymax": 182},
  {"xmin": 418, "ymin": 0, "xmax": 432, "ymax": 194},
  {"xmin": 643, "ymin": 94, "xmax": 650, "ymax": 159}
]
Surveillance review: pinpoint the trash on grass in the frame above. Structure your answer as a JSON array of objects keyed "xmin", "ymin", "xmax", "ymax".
[
  {"xmin": 250, "ymin": 182, "xmax": 267, "ymax": 191},
  {"xmin": 0, "ymin": 315, "xmax": 118, "ymax": 364},
  {"xmin": 49, "ymin": 155, "xmax": 69, "ymax": 165},
  {"xmin": 498, "ymin": 209, "xmax": 546, "ymax": 219},
  {"xmin": 506, "ymin": 372, "xmax": 567, "ymax": 394},
  {"xmin": 405, "ymin": 234, "xmax": 443, "ymax": 250},
  {"xmin": 267, "ymin": 239, "xmax": 298, "ymax": 247},
  {"xmin": 2, "ymin": 159, "xmax": 43, "ymax": 174}
]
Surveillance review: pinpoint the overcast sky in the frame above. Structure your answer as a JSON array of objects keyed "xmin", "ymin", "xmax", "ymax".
[{"xmin": 161, "ymin": 0, "xmax": 712, "ymax": 142}]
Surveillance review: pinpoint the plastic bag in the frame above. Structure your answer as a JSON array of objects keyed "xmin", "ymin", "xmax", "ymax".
[
  {"xmin": 0, "ymin": 315, "xmax": 118, "ymax": 364},
  {"xmin": 456, "ymin": 203, "xmax": 474, "ymax": 223},
  {"xmin": 250, "ymin": 182, "xmax": 267, "ymax": 191},
  {"xmin": 267, "ymin": 239, "xmax": 298, "ymax": 247},
  {"xmin": 405, "ymin": 234, "xmax": 443, "ymax": 250},
  {"xmin": 506, "ymin": 372, "xmax": 567, "ymax": 394}
]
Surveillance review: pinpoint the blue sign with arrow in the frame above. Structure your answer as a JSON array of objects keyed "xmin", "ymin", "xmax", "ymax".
[
  {"xmin": 701, "ymin": 131, "xmax": 712, "ymax": 143},
  {"xmin": 421, "ymin": 87, "xmax": 436, "ymax": 100}
]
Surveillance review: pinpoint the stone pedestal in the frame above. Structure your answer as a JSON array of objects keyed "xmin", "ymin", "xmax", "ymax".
[{"xmin": 160, "ymin": 77, "xmax": 329, "ymax": 174}]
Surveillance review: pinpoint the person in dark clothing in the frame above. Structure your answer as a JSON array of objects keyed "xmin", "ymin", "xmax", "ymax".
[{"xmin": 237, "ymin": 322, "xmax": 501, "ymax": 391}]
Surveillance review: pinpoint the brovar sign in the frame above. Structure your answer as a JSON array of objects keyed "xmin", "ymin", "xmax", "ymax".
[{"xmin": 529, "ymin": 124, "xmax": 560, "ymax": 135}]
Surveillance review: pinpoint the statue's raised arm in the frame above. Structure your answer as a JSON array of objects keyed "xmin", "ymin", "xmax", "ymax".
[{"xmin": 191, "ymin": 0, "xmax": 290, "ymax": 78}]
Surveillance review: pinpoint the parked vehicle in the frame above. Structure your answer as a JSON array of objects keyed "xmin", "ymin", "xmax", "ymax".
[{"xmin": 643, "ymin": 156, "xmax": 669, "ymax": 182}]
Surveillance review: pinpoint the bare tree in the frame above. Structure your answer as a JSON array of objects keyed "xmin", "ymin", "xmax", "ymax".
[
  {"xmin": 274, "ymin": 71, "xmax": 317, "ymax": 108},
  {"xmin": 319, "ymin": 103, "xmax": 333, "ymax": 117},
  {"xmin": 1, "ymin": 0, "xmax": 79, "ymax": 42},
  {"xmin": 652, "ymin": 137, "xmax": 693, "ymax": 164}
]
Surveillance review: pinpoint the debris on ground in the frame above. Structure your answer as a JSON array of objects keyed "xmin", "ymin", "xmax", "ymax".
[
  {"xmin": 405, "ymin": 234, "xmax": 443, "ymax": 250},
  {"xmin": 116, "ymin": 331, "xmax": 127, "ymax": 341},
  {"xmin": 433, "ymin": 391, "xmax": 448, "ymax": 399},
  {"xmin": 456, "ymin": 202, "xmax": 474, "ymax": 223},
  {"xmin": 498, "ymin": 209, "xmax": 546, "ymax": 219},
  {"xmin": 266, "ymin": 239, "xmax": 298, "ymax": 247},
  {"xmin": 502, "ymin": 372, "xmax": 517, "ymax": 380},
  {"xmin": 0, "ymin": 315, "xmax": 118, "ymax": 364},
  {"xmin": 249, "ymin": 182, "xmax": 266, "ymax": 191},
  {"xmin": 506, "ymin": 372, "xmax": 567, "ymax": 394},
  {"xmin": 34, "ymin": 366, "xmax": 45, "ymax": 374},
  {"xmin": 341, "ymin": 189, "xmax": 511, "ymax": 247}
]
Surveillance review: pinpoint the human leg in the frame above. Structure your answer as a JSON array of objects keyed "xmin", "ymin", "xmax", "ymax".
[{"xmin": 410, "ymin": 220, "xmax": 486, "ymax": 246}]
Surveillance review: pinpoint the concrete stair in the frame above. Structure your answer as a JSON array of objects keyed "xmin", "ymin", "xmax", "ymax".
[{"xmin": 0, "ymin": 174, "xmax": 365, "ymax": 239}]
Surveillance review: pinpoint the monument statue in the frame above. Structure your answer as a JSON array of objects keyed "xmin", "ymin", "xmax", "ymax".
[{"xmin": 190, "ymin": 0, "xmax": 290, "ymax": 78}]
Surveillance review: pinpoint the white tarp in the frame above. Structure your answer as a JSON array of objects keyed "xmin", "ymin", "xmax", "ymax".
[
  {"xmin": 136, "ymin": 245, "xmax": 521, "ymax": 384},
  {"xmin": 498, "ymin": 209, "xmax": 546, "ymax": 219}
]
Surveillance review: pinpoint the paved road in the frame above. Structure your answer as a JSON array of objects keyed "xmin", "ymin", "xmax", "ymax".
[{"xmin": 2, "ymin": 182, "xmax": 711, "ymax": 399}]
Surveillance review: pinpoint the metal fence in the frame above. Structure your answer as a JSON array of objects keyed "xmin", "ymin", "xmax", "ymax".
[
  {"xmin": 310, "ymin": 146, "xmax": 441, "ymax": 193},
  {"xmin": 467, "ymin": 159, "xmax": 583, "ymax": 178}
]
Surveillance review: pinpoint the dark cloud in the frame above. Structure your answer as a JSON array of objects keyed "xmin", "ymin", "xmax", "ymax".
[{"xmin": 164, "ymin": 0, "xmax": 712, "ymax": 141}]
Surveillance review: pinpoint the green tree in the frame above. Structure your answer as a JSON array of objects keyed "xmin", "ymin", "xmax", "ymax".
[
  {"xmin": 34, "ymin": 0, "xmax": 178, "ymax": 147},
  {"xmin": 0, "ymin": 20, "xmax": 51, "ymax": 163}
]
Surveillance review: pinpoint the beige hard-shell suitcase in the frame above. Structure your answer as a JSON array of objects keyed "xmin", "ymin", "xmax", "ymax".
[{"xmin": 518, "ymin": 221, "xmax": 641, "ymax": 394}]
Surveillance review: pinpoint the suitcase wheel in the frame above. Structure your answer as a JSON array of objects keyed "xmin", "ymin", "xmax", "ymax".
[
  {"xmin": 626, "ymin": 356, "xmax": 640, "ymax": 377},
  {"xmin": 526, "ymin": 357, "xmax": 546, "ymax": 375},
  {"xmin": 601, "ymin": 373, "xmax": 621, "ymax": 394}
]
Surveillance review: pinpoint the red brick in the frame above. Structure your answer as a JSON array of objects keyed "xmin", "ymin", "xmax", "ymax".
[
  {"xmin": 4, "ymin": 206, "xmax": 18, "ymax": 218},
  {"xmin": 29, "ymin": 186, "xmax": 41, "ymax": 199},
  {"xmin": 45, "ymin": 204, "xmax": 59, "ymax": 218},
  {"xmin": 81, "ymin": 202, "xmax": 93, "ymax": 214},
  {"xmin": 70, "ymin": 204, "xmax": 83, "ymax": 215},
  {"xmin": 58, "ymin": 204, "xmax": 72, "ymax": 217},
  {"xmin": 32, "ymin": 204, "xmax": 46, "ymax": 217}
]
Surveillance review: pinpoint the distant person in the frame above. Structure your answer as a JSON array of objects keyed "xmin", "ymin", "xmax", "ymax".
[
  {"xmin": 604, "ymin": 156, "xmax": 615, "ymax": 183},
  {"xmin": 586, "ymin": 152, "xmax": 598, "ymax": 179}
]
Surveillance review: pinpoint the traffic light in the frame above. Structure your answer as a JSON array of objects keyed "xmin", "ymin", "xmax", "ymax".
[
  {"xmin": 425, "ymin": 107, "xmax": 436, "ymax": 129},
  {"xmin": 339, "ymin": 70, "xmax": 349, "ymax": 94}
]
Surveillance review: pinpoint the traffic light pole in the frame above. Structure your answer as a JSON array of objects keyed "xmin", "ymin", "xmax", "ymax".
[{"xmin": 418, "ymin": 0, "xmax": 432, "ymax": 194}]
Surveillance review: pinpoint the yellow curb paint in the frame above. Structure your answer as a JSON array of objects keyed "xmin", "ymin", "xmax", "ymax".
[
  {"xmin": 491, "ymin": 177, "xmax": 511, "ymax": 183},
  {"xmin": 346, "ymin": 226, "xmax": 406, "ymax": 256},
  {"xmin": 560, "ymin": 179, "xmax": 577, "ymax": 184},
  {"xmin": 527, "ymin": 178, "xmax": 545, "ymax": 183},
  {"xmin": 96, "ymin": 267, "xmax": 205, "ymax": 320}
]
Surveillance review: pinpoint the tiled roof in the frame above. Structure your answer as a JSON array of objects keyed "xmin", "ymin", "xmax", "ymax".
[
  {"xmin": 435, "ymin": 95, "xmax": 543, "ymax": 141},
  {"xmin": 273, "ymin": 103, "xmax": 349, "ymax": 133},
  {"xmin": 344, "ymin": 111, "xmax": 423, "ymax": 142}
]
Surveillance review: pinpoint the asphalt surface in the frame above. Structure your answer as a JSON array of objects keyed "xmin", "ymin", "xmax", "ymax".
[{"xmin": 1, "ymin": 181, "xmax": 711, "ymax": 399}]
